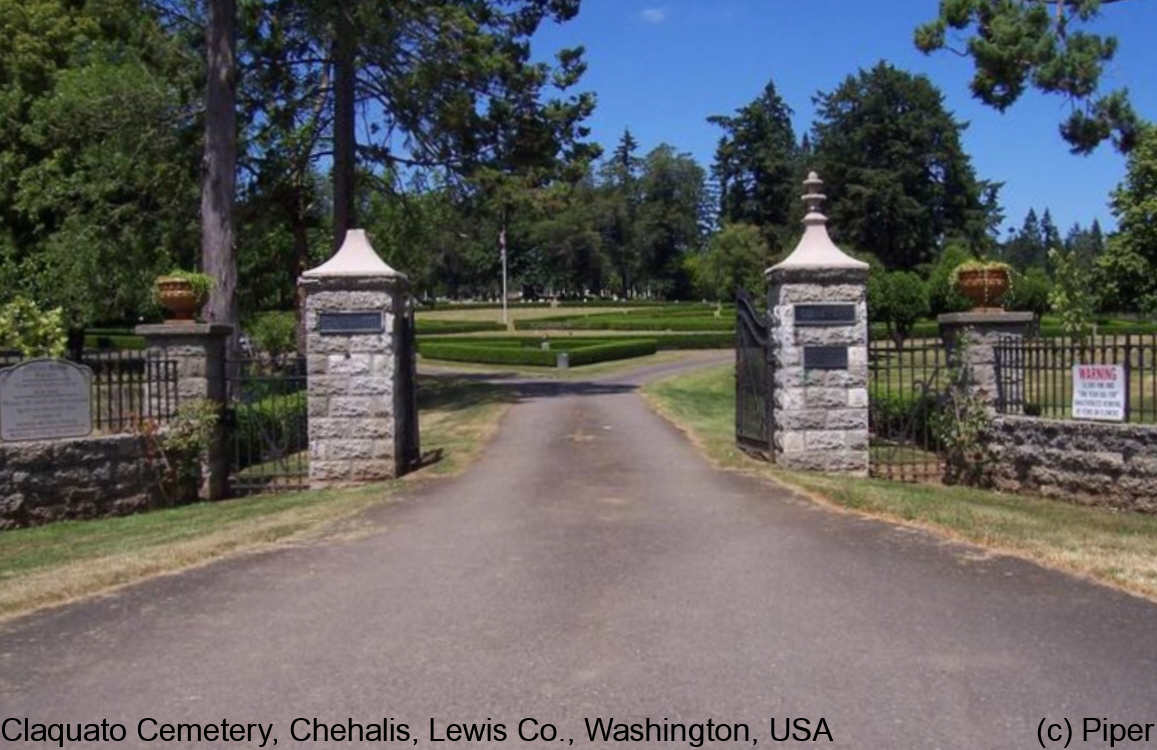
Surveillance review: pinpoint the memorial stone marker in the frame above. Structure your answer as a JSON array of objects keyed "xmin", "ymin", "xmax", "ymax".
[{"xmin": 0, "ymin": 359, "xmax": 93, "ymax": 441}]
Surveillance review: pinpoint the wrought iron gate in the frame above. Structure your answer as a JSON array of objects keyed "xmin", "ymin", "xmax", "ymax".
[
  {"xmin": 735, "ymin": 289, "xmax": 772, "ymax": 455},
  {"xmin": 867, "ymin": 338, "xmax": 947, "ymax": 482},
  {"xmin": 397, "ymin": 302, "xmax": 420, "ymax": 471},
  {"xmin": 225, "ymin": 356, "xmax": 308, "ymax": 495}
]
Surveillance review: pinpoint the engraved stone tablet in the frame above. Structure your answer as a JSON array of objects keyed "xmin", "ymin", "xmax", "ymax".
[
  {"xmin": 318, "ymin": 310, "xmax": 383, "ymax": 334},
  {"xmin": 794, "ymin": 304, "xmax": 856, "ymax": 326},
  {"xmin": 803, "ymin": 346, "xmax": 848, "ymax": 370},
  {"xmin": 0, "ymin": 359, "xmax": 93, "ymax": 441}
]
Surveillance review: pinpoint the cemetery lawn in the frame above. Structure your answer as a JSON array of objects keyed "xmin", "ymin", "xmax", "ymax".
[
  {"xmin": 642, "ymin": 364, "xmax": 1157, "ymax": 602},
  {"xmin": 0, "ymin": 376, "xmax": 512, "ymax": 621}
]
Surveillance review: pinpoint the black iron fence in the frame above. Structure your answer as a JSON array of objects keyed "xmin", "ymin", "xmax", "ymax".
[
  {"xmin": 868, "ymin": 338, "xmax": 948, "ymax": 482},
  {"xmin": 995, "ymin": 334, "xmax": 1157, "ymax": 423},
  {"xmin": 735, "ymin": 290, "xmax": 771, "ymax": 455},
  {"xmin": 1, "ymin": 349, "xmax": 179, "ymax": 433}
]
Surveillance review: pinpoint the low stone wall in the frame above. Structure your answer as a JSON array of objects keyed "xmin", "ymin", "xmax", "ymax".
[
  {"xmin": 987, "ymin": 416, "xmax": 1157, "ymax": 513},
  {"xmin": 0, "ymin": 434, "xmax": 193, "ymax": 529}
]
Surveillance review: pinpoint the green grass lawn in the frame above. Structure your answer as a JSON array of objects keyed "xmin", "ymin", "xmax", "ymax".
[
  {"xmin": 0, "ymin": 375, "xmax": 513, "ymax": 620},
  {"xmin": 642, "ymin": 364, "xmax": 1157, "ymax": 602}
]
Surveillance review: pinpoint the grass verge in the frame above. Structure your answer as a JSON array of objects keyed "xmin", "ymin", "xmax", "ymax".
[
  {"xmin": 0, "ymin": 375, "xmax": 512, "ymax": 620},
  {"xmin": 642, "ymin": 364, "xmax": 1157, "ymax": 602}
]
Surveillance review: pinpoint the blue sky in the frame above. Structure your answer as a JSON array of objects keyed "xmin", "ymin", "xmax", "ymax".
[{"xmin": 531, "ymin": 0, "xmax": 1157, "ymax": 237}]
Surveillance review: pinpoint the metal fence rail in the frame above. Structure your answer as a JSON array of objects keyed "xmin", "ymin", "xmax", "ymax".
[
  {"xmin": 995, "ymin": 334, "xmax": 1157, "ymax": 423},
  {"xmin": 735, "ymin": 290, "xmax": 771, "ymax": 455},
  {"xmin": 868, "ymin": 338, "xmax": 947, "ymax": 482},
  {"xmin": 1, "ymin": 349, "xmax": 179, "ymax": 433},
  {"xmin": 225, "ymin": 356, "xmax": 308, "ymax": 494}
]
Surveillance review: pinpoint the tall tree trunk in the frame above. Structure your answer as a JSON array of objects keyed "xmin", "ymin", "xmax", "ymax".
[
  {"xmin": 332, "ymin": 10, "xmax": 356, "ymax": 250},
  {"xmin": 202, "ymin": 0, "xmax": 237, "ymax": 346}
]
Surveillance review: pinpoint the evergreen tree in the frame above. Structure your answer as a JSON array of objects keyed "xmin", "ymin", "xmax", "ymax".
[
  {"xmin": 810, "ymin": 61, "xmax": 999, "ymax": 270},
  {"xmin": 707, "ymin": 80, "xmax": 798, "ymax": 253},
  {"xmin": 915, "ymin": 0, "xmax": 1140, "ymax": 153}
]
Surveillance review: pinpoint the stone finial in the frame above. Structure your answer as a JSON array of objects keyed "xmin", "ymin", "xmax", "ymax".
[
  {"xmin": 769, "ymin": 171, "xmax": 868, "ymax": 272},
  {"xmin": 302, "ymin": 229, "xmax": 406, "ymax": 279}
]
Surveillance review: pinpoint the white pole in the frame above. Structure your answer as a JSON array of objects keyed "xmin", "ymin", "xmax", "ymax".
[{"xmin": 500, "ymin": 225, "xmax": 508, "ymax": 326}]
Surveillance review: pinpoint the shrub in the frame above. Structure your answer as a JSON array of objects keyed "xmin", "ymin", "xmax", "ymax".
[
  {"xmin": 0, "ymin": 297, "xmax": 67, "ymax": 357},
  {"xmin": 245, "ymin": 311, "xmax": 298, "ymax": 357},
  {"xmin": 869, "ymin": 271, "xmax": 929, "ymax": 349},
  {"xmin": 870, "ymin": 389, "xmax": 944, "ymax": 449},
  {"xmin": 1007, "ymin": 266, "xmax": 1051, "ymax": 315},
  {"xmin": 232, "ymin": 390, "xmax": 307, "ymax": 469}
]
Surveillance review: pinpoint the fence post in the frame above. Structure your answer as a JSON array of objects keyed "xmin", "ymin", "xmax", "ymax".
[
  {"xmin": 765, "ymin": 172, "xmax": 870, "ymax": 475},
  {"xmin": 298, "ymin": 229, "xmax": 417, "ymax": 487},
  {"xmin": 134, "ymin": 322, "xmax": 232, "ymax": 500},
  {"xmin": 938, "ymin": 311, "xmax": 1034, "ymax": 412}
]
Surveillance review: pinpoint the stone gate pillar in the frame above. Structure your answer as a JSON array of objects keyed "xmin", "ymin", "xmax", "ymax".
[
  {"xmin": 299, "ymin": 229, "xmax": 416, "ymax": 487},
  {"xmin": 135, "ymin": 322, "xmax": 232, "ymax": 500},
  {"xmin": 766, "ymin": 173, "xmax": 870, "ymax": 474},
  {"xmin": 938, "ymin": 311, "xmax": 1034, "ymax": 411}
]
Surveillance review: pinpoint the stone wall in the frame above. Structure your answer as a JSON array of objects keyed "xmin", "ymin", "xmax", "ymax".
[
  {"xmin": 987, "ymin": 416, "xmax": 1157, "ymax": 513},
  {"xmin": 0, "ymin": 433, "xmax": 194, "ymax": 529}
]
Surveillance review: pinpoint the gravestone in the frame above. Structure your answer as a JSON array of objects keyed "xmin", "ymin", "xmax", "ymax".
[
  {"xmin": 765, "ymin": 173, "xmax": 869, "ymax": 474},
  {"xmin": 299, "ymin": 229, "xmax": 418, "ymax": 486},
  {"xmin": 0, "ymin": 359, "xmax": 93, "ymax": 441}
]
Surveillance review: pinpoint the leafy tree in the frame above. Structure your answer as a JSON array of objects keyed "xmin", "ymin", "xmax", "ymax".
[
  {"xmin": 0, "ymin": 297, "xmax": 66, "ymax": 357},
  {"xmin": 686, "ymin": 223, "xmax": 769, "ymax": 301},
  {"xmin": 810, "ymin": 62, "xmax": 1000, "ymax": 270},
  {"xmin": 1064, "ymin": 219, "xmax": 1105, "ymax": 267},
  {"xmin": 0, "ymin": 0, "xmax": 200, "ymax": 336},
  {"xmin": 636, "ymin": 144, "xmax": 708, "ymax": 297},
  {"xmin": 869, "ymin": 271, "xmax": 930, "ymax": 349},
  {"xmin": 1094, "ymin": 124, "xmax": 1157, "ymax": 312},
  {"xmin": 915, "ymin": 0, "xmax": 1141, "ymax": 153},
  {"xmin": 598, "ymin": 129, "xmax": 643, "ymax": 296},
  {"xmin": 707, "ymin": 80, "xmax": 799, "ymax": 252},
  {"xmin": 1049, "ymin": 246, "xmax": 1097, "ymax": 337},
  {"xmin": 1008, "ymin": 266, "xmax": 1052, "ymax": 315}
]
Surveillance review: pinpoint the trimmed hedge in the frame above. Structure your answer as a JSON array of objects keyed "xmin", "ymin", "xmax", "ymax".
[
  {"xmin": 653, "ymin": 332, "xmax": 734, "ymax": 349},
  {"xmin": 416, "ymin": 319, "xmax": 506, "ymax": 335},
  {"xmin": 417, "ymin": 336, "xmax": 658, "ymax": 367},
  {"xmin": 418, "ymin": 341, "xmax": 556, "ymax": 366},
  {"xmin": 418, "ymin": 300, "xmax": 709, "ymax": 311},
  {"xmin": 568, "ymin": 338, "xmax": 658, "ymax": 366},
  {"xmin": 516, "ymin": 314, "xmax": 733, "ymax": 332}
]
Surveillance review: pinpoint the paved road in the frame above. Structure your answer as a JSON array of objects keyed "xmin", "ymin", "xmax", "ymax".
[{"xmin": 3, "ymin": 353, "xmax": 1157, "ymax": 749}]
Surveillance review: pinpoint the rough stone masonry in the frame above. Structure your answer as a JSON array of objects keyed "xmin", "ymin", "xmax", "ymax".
[
  {"xmin": 766, "ymin": 173, "xmax": 870, "ymax": 474},
  {"xmin": 300, "ymin": 229, "xmax": 415, "ymax": 486}
]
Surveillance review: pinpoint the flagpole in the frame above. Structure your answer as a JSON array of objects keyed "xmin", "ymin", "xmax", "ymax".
[{"xmin": 500, "ymin": 224, "xmax": 508, "ymax": 326}]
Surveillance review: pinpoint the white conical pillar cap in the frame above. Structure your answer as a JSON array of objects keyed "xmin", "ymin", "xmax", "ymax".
[
  {"xmin": 302, "ymin": 229, "xmax": 405, "ymax": 278},
  {"xmin": 769, "ymin": 172, "xmax": 868, "ymax": 273}
]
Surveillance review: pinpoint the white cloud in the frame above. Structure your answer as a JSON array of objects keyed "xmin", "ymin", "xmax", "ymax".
[{"xmin": 640, "ymin": 7, "xmax": 666, "ymax": 23}]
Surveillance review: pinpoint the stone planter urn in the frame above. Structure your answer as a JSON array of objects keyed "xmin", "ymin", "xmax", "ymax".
[
  {"xmin": 154, "ymin": 275, "xmax": 209, "ymax": 321},
  {"xmin": 954, "ymin": 266, "xmax": 1010, "ymax": 311}
]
